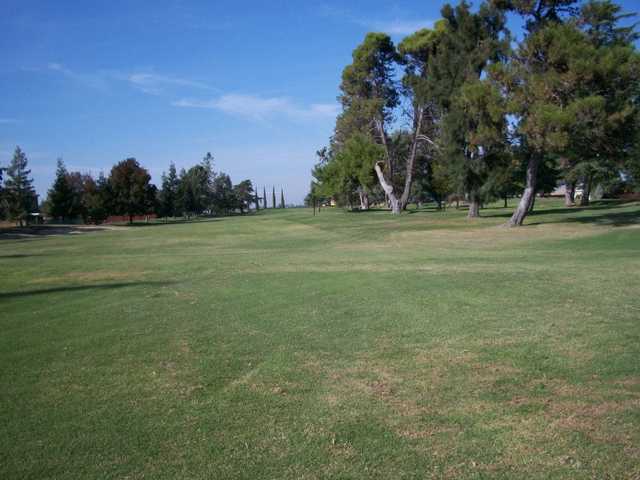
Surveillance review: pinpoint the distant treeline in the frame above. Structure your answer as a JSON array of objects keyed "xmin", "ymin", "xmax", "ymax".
[{"xmin": 0, "ymin": 148, "xmax": 287, "ymax": 225}]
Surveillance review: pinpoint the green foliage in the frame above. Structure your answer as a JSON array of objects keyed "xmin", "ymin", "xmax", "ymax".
[
  {"xmin": 108, "ymin": 158, "xmax": 155, "ymax": 222},
  {"xmin": 159, "ymin": 163, "xmax": 180, "ymax": 218},
  {"xmin": 47, "ymin": 159, "xmax": 75, "ymax": 221},
  {"xmin": 233, "ymin": 179, "xmax": 255, "ymax": 214},
  {"xmin": 3, "ymin": 146, "xmax": 36, "ymax": 225}
]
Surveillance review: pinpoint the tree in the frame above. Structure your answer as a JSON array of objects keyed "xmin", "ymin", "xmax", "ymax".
[
  {"xmin": 280, "ymin": 188, "xmax": 285, "ymax": 208},
  {"xmin": 338, "ymin": 32, "xmax": 405, "ymax": 213},
  {"xmin": 47, "ymin": 158, "xmax": 75, "ymax": 221},
  {"xmin": 233, "ymin": 180, "xmax": 254, "ymax": 214},
  {"xmin": 212, "ymin": 173, "xmax": 234, "ymax": 214},
  {"xmin": 83, "ymin": 173, "xmax": 109, "ymax": 224},
  {"xmin": 263, "ymin": 186, "xmax": 267, "ymax": 209},
  {"xmin": 4, "ymin": 146, "xmax": 36, "ymax": 226},
  {"xmin": 497, "ymin": 3, "xmax": 639, "ymax": 225},
  {"xmin": 254, "ymin": 182, "xmax": 260, "ymax": 211},
  {"xmin": 177, "ymin": 164, "xmax": 210, "ymax": 217},
  {"xmin": 272, "ymin": 187, "xmax": 276, "ymax": 209},
  {"xmin": 427, "ymin": 2, "xmax": 510, "ymax": 218},
  {"xmin": 108, "ymin": 158, "xmax": 155, "ymax": 223},
  {"xmin": 314, "ymin": 134, "xmax": 383, "ymax": 209},
  {"xmin": 159, "ymin": 162, "xmax": 179, "ymax": 219}
]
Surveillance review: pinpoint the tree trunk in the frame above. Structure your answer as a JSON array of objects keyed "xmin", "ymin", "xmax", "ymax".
[
  {"xmin": 580, "ymin": 174, "xmax": 593, "ymax": 206},
  {"xmin": 564, "ymin": 183, "xmax": 574, "ymax": 207},
  {"xmin": 467, "ymin": 192, "xmax": 480, "ymax": 218},
  {"xmin": 508, "ymin": 155, "xmax": 539, "ymax": 227},
  {"xmin": 399, "ymin": 108, "xmax": 424, "ymax": 211},
  {"xmin": 374, "ymin": 162, "xmax": 401, "ymax": 214},
  {"xmin": 503, "ymin": 195, "xmax": 508, "ymax": 208},
  {"xmin": 528, "ymin": 193, "xmax": 536, "ymax": 212},
  {"xmin": 359, "ymin": 190, "xmax": 370, "ymax": 210}
]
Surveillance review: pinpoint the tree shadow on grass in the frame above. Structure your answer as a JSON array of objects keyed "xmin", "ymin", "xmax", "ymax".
[
  {"xmin": 0, "ymin": 253, "xmax": 48, "ymax": 259},
  {"xmin": 123, "ymin": 217, "xmax": 224, "ymax": 227},
  {"xmin": 481, "ymin": 200, "xmax": 638, "ymax": 220},
  {"xmin": 0, "ymin": 281, "xmax": 175, "ymax": 301},
  {"xmin": 564, "ymin": 210, "xmax": 640, "ymax": 227},
  {"xmin": 0, "ymin": 225, "xmax": 108, "ymax": 241}
]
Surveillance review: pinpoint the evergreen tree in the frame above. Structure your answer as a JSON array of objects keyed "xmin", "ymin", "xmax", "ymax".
[
  {"xmin": 159, "ymin": 162, "xmax": 179, "ymax": 218},
  {"xmin": 4, "ymin": 146, "xmax": 36, "ymax": 226},
  {"xmin": 272, "ymin": 187, "xmax": 276, "ymax": 208},
  {"xmin": 254, "ymin": 182, "xmax": 260, "ymax": 211},
  {"xmin": 263, "ymin": 186, "xmax": 267, "ymax": 209},
  {"xmin": 83, "ymin": 173, "xmax": 109, "ymax": 224},
  {"xmin": 47, "ymin": 158, "xmax": 75, "ymax": 221},
  {"xmin": 280, "ymin": 188, "xmax": 285, "ymax": 208}
]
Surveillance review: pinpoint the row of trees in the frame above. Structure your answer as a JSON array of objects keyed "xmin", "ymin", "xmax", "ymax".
[
  {"xmin": 309, "ymin": 0, "xmax": 640, "ymax": 226},
  {"xmin": 0, "ymin": 147, "xmax": 288, "ymax": 225}
]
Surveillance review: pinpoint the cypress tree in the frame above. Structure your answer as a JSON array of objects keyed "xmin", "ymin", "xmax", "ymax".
[
  {"xmin": 272, "ymin": 187, "xmax": 276, "ymax": 208},
  {"xmin": 263, "ymin": 186, "xmax": 267, "ymax": 209},
  {"xmin": 4, "ymin": 146, "xmax": 36, "ymax": 226},
  {"xmin": 48, "ymin": 158, "xmax": 75, "ymax": 222},
  {"xmin": 280, "ymin": 188, "xmax": 285, "ymax": 208}
]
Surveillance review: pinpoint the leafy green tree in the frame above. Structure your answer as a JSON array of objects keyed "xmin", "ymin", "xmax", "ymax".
[
  {"xmin": 280, "ymin": 188, "xmax": 285, "ymax": 209},
  {"xmin": 47, "ymin": 158, "xmax": 75, "ymax": 221},
  {"xmin": 4, "ymin": 146, "xmax": 36, "ymax": 226},
  {"xmin": 82, "ymin": 173, "xmax": 109, "ymax": 224},
  {"xmin": 233, "ymin": 180, "xmax": 254, "ymax": 214},
  {"xmin": 272, "ymin": 187, "xmax": 276, "ymax": 209},
  {"xmin": 107, "ymin": 158, "xmax": 156, "ymax": 223},
  {"xmin": 212, "ymin": 173, "xmax": 234, "ymax": 214},
  {"xmin": 177, "ymin": 164, "xmax": 210, "ymax": 216}
]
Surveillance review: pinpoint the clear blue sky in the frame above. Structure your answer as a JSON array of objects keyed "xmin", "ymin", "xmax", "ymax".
[{"xmin": 0, "ymin": 1, "xmax": 638, "ymax": 204}]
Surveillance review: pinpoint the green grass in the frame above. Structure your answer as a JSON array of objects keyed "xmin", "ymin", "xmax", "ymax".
[{"xmin": 1, "ymin": 199, "xmax": 639, "ymax": 479}]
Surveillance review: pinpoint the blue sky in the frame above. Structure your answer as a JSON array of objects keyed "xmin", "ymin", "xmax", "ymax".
[{"xmin": 0, "ymin": 1, "xmax": 638, "ymax": 204}]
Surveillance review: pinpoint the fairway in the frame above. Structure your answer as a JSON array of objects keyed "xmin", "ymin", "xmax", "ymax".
[{"xmin": 2, "ymin": 200, "xmax": 640, "ymax": 479}]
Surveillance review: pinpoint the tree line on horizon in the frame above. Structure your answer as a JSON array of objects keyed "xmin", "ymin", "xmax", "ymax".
[
  {"xmin": 0, "ymin": 148, "xmax": 288, "ymax": 225},
  {"xmin": 308, "ymin": 0, "xmax": 640, "ymax": 225}
]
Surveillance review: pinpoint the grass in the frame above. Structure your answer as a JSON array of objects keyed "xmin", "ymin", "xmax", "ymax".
[{"xmin": 1, "ymin": 198, "xmax": 639, "ymax": 479}]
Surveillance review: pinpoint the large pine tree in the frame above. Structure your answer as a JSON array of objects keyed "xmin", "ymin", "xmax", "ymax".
[
  {"xmin": 47, "ymin": 158, "xmax": 75, "ymax": 222},
  {"xmin": 4, "ymin": 146, "xmax": 36, "ymax": 226}
]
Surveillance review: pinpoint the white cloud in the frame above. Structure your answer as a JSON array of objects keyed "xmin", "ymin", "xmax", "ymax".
[
  {"xmin": 172, "ymin": 94, "xmax": 339, "ymax": 121},
  {"xmin": 367, "ymin": 19, "xmax": 433, "ymax": 35},
  {"xmin": 319, "ymin": 5, "xmax": 432, "ymax": 37},
  {"xmin": 125, "ymin": 73, "xmax": 213, "ymax": 95},
  {"xmin": 47, "ymin": 63, "xmax": 214, "ymax": 95},
  {"xmin": 47, "ymin": 62, "xmax": 110, "ymax": 90}
]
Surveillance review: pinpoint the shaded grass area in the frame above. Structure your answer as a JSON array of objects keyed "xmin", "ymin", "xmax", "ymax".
[{"xmin": 1, "ymin": 199, "xmax": 639, "ymax": 479}]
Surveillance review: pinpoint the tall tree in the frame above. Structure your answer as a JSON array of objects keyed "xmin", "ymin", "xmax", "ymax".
[
  {"xmin": 108, "ymin": 158, "xmax": 155, "ymax": 223},
  {"xmin": 280, "ymin": 188, "xmax": 285, "ymax": 208},
  {"xmin": 47, "ymin": 158, "xmax": 75, "ymax": 221},
  {"xmin": 4, "ymin": 146, "xmax": 36, "ymax": 226},
  {"xmin": 82, "ymin": 173, "xmax": 109, "ymax": 225},
  {"xmin": 212, "ymin": 173, "xmax": 234, "ymax": 214},
  {"xmin": 233, "ymin": 180, "xmax": 255, "ymax": 214},
  {"xmin": 498, "ymin": 3, "xmax": 639, "ymax": 225},
  {"xmin": 263, "ymin": 186, "xmax": 267, "ymax": 209},
  {"xmin": 427, "ymin": 2, "xmax": 510, "ymax": 217},
  {"xmin": 159, "ymin": 162, "xmax": 180, "ymax": 219},
  {"xmin": 272, "ymin": 186, "xmax": 276, "ymax": 209}
]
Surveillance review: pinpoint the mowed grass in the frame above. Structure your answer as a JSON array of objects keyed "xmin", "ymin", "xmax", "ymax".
[{"xmin": 1, "ymin": 199, "xmax": 639, "ymax": 479}]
